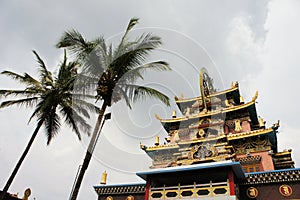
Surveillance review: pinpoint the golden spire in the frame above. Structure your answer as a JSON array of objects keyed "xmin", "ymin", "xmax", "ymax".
[
  {"xmin": 155, "ymin": 136, "xmax": 160, "ymax": 146},
  {"xmin": 240, "ymin": 96, "xmax": 245, "ymax": 104},
  {"xmin": 252, "ymin": 90, "xmax": 258, "ymax": 101},
  {"xmin": 100, "ymin": 171, "xmax": 107, "ymax": 185},
  {"xmin": 172, "ymin": 110, "xmax": 176, "ymax": 118},
  {"xmin": 258, "ymin": 116, "xmax": 266, "ymax": 127}
]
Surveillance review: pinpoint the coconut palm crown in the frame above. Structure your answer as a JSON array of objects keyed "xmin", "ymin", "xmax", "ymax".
[
  {"xmin": 56, "ymin": 18, "xmax": 171, "ymax": 200},
  {"xmin": 0, "ymin": 50, "xmax": 95, "ymax": 197}
]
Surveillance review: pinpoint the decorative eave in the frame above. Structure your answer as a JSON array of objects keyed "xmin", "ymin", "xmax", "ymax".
[
  {"xmin": 274, "ymin": 150, "xmax": 292, "ymax": 157},
  {"xmin": 94, "ymin": 183, "xmax": 146, "ymax": 195},
  {"xmin": 140, "ymin": 143, "xmax": 179, "ymax": 151},
  {"xmin": 239, "ymin": 168, "xmax": 300, "ymax": 185},
  {"xmin": 227, "ymin": 127, "xmax": 275, "ymax": 141},
  {"xmin": 174, "ymin": 84, "xmax": 239, "ymax": 103},
  {"xmin": 236, "ymin": 155, "xmax": 261, "ymax": 164},
  {"xmin": 156, "ymin": 93, "xmax": 257, "ymax": 123},
  {"xmin": 137, "ymin": 161, "xmax": 246, "ymax": 181},
  {"xmin": 178, "ymin": 134, "xmax": 227, "ymax": 145}
]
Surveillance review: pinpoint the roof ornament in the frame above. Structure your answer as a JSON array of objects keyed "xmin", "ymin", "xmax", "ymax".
[
  {"xmin": 22, "ymin": 188, "xmax": 31, "ymax": 200},
  {"xmin": 199, "ymin": 68, "xmax": 215, "ymax": 111},
  {"xmin": 240, "ymin": 96, "xmax": 245, "ymax": 104},
  {"xmin": 172, "ymin": 110, "xmax": 176, "ymax": 118},
  {"xmin": 154, "ymin": 113, "xmax": 162, "ymax": 121},
  {"xmin": 252, "ymin": 90, "xmax": 259, "ymax": 102},
  {"xmin": 179, "ymin": 93, "xmax": 184, "ymax": 100},
  {"xmin": 155, "ymin": 136, "xmax": 160, "ymax": 146},
  {"xmin": 258, "ymin": 116, "xmax": 266, "ymax": 128},
  {"xmin": 273, "ymin": 120, "xmax": 280, "ymax": 130},
  {"xmin": 100, "ymin": 171, "xmax": 107, "ymax": 185},
  {"xmin": 231, "ymin": 81, "xmax": 239, "ymax": 88}
]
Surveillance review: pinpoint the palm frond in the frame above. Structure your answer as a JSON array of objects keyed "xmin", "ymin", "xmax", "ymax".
[
  {"xmin": 121, "ymin": 84, "xmax": 170, "ymax": 106},
  {"xmin": 112, "ymin": 33, "xmax": 163, "ymax": 77},
  {"xmin": 0, "ymin": 89, "xmax": 40, "ymax": 98},
  {"xmin": 44, "ymin": 108, "xmax": 61, "ymax": 145},
  {"xmin": 112, "ymin": 85, "xmax": 132, "ymax": 109},
  {"xmin": 56, "ymin": 29, "xmax": 95, "ymax": 61},
  {"xmin": 0, "ymin": 97, "xmax": 39, "ymax": 109},
  {"xmin": 1, "ymin": 71, "xmax": 43, "ymax": 89},
  {"xmin": 119, "ymin": 61, "xmax": 170, "ymax": 84},
  {"xmin": 60, "ymin": 106, "xmax": 91, "ymax": 138},
  {"xmin": 32, "ymin": 51, "xmax": 53, "ymax": 86},
  {"xmin": 120, "ymin": 18, "xmax": 139, "ymax": 46}
]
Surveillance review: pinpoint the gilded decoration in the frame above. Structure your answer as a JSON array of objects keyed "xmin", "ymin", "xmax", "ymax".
[
  {"xmin": 126, "ymin": 195, "xmax": 134, "ymax": 200},
  {"xmin": 153, "ymin": 152, "xmax": 175, "ymax": 165},
  {"xmin": 233, "ymin": 136, "xmax": 271, "ymax": 154},
  {"xmin": 279, "ymin": 185, "xmax": 292, "ymax": 197},
  {"xmin": 234, "ymin": 119, "xmax": 242, "ymax": 132},
  {"xmin": 246, "ymin": 187, "xmax": 258, "ymax": 198}
]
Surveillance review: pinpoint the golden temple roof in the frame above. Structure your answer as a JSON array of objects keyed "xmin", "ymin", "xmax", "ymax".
[
  {"xmin": 178, "ymin": 134, "xmax": 226, "ymax": 145},
  {"xmin": 227, "ymin": 127, "xmax": 274, "ymax": 141},
  {"xmin": 157, "ymin": 92, "xmax": 258, "ymax": 123},
  {"xmin": 175, "ymin": 84, "xmax": 239, "ymax": 103},
  {"xmin": 141, "ymin": 143, "xmax": 179, "ymax": 151}
]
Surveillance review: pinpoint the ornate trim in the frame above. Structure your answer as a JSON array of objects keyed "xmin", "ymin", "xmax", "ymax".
[
  {"xmin": 94, "ymin": 184, "xmax": 145, "ymax": 195},
  {"xmin": 239, "ymin": 169, "xmax": 300, "ymax": 185}
]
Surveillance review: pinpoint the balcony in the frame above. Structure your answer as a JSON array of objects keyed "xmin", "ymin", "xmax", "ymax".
[{"xmin": 149, "ymin": 181, "xmax": 230, "ymax": 199}]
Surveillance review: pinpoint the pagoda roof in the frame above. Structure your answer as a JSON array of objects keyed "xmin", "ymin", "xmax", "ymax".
[
  {"xmin": 227, "ymin": 127, "xmax": 275, "ymax": 141},
  {"xmin": 175, "ymin": 84, "xmax": 239, "ymax": 103},
  {"xmin": 141, "ymin": 143, "xmax": 179, "ymax": 151},
  {"xmin": 136, "ymin": 161, "xmax": 246, "ymax": 180},
  {"xmin": 157, "ymin": 93, "xmax": 257, "ymax": 123}
]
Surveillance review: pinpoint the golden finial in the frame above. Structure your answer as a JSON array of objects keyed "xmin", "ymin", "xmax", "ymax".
[
  {"xmin": 155, "ymin": 136, "xmax": 159, "ymax": 146},
  {"xmin": 240, "ymin": 96, "xmax": 245, "ymax": 104},
  {"xmin": 225, "ymin": 99, "xmax": 231, "ymax": 107},
  {"xmin": 154, "ymin": 113, "xmax": 162, "ymax": 120},
  {"xmin": 252, "ymin": 90, "xmax": 258, "ymax": 101},
  {"xmin": 180, "ymin": 93, "xmax": 184, "ymax": 100},
  {"xmin": 231, "ymin": 82, "xmax": 235, "ymax": 88},
  {"xmin": 258, "ymin": 116, "xmax": 265, "ymax": 128},
  {"xmin": 174, "ymin": 96, "xmax": 179, "ymax": 101},
  {"xmin": 172, "ymin": 110, "xmax": 176, "ymax": 118},
  {"xmin": 22, "ymin": 188, "xmax": 31, "ymax": 200},
  {"xmin": 273, "ymin": 120, "xmax": 280, "ymax": 129},
  {"xmin": 231, "ymin": 81, "xmax": 239, "ymax": 88},
  {"xmin": 100, "ymin": 171, "xmax": 107, "ymax": 185},
  {"xmin": 140, "ymin": 142, "xmax": 146, "ymax": 149},
  {"xmin": 234, "ymin": 120, "xmax": 242, "ymax": 132},
  {"xmin": 235, "ymin": 81, "xmax": 239, "ymax": 87}
]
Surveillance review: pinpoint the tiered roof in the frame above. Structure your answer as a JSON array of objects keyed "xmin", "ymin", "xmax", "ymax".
[{"xmin": 140, "ymin": 68, "xmax": 293, "ymax": 171}]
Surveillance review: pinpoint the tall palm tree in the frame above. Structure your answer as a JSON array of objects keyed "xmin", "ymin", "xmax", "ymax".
[
  {"xmin": 57, "ymin": 18, "xmax": 171, "ymax": 200},
  {"xmin": 0, "ymin": 50, "xmax": 95, "ymax": 199}
]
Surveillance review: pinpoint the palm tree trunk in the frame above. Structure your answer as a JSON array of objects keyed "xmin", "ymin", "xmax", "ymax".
[
  {"xmin": 70, "ymin": 100, "xmax": 108, "ymax": 200},
  {"xmin": 0, "ymin": 119, "xmax": 44, "ymax": 200}
]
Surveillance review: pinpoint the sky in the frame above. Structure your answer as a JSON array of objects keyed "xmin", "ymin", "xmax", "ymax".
[{"xmin": 1, "ymin": 0, "xmax": 300, "ymax": 199}]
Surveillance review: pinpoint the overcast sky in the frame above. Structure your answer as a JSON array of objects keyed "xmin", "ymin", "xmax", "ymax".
[{"xmin": 1, "ymin": 0, "xmax": 300, "ymax": 199}]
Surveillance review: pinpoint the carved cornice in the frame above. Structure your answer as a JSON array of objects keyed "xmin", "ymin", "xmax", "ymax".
[
  {"xmin": 94, "ymin": 184, "xmax": 145, "ymax": 195},
  {"xmin": 240, "ymin": 169, "xmax": 300, "ymax": 185}
]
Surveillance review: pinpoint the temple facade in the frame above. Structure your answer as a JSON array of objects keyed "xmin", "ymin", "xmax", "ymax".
[{"xmin": 94, "ymin": 68, "xmax": 300, "ymax": 200}]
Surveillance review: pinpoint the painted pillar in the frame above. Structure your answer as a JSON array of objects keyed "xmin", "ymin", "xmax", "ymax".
[
  {"xmin": 228, "ymin": 170, "xmax": 235, "ymax": 195},
  {"xmin": 145, "ymin": 178, "xmax": 151, "ymax": 200}
]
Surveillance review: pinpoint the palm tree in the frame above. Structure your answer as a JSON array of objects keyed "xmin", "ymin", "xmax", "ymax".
[
  {"xmin": 57, "ymin": 18, "xmax": 171, "ymax": 200},
  {"xmin": 0, "ymin": 50, "xmax": 95, "ymax": 199}
]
